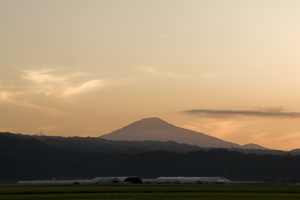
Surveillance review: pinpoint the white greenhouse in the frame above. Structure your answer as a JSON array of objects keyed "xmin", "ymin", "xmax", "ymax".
[{"xmin": 153, "ymin": 177, "xmax": 231, "ymax": 184}]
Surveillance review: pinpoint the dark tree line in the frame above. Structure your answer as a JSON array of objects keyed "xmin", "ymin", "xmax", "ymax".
[{"xmin": 1, "ymin": 132, "xmax": 300, "ymax": 183}]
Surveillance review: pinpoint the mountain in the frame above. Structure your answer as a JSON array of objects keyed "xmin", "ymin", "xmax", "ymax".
[
  {"xmin": 288, "ymin": 149, "xmax": 300, "ymax": 155},
  {"xmin": 101, "ymin": 117, "xmax": 241, "ymax": 148},
  {"xmin": 241, "ymin": 143, "xmax": 269, "ymax": 150}
]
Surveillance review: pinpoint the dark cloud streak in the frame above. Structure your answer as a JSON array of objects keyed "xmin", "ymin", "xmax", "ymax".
[{"xmin": 184, "ymin": 109, "xmax": 300, "ymax": 118}]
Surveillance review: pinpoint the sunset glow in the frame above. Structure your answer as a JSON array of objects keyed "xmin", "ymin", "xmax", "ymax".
[{"xmin": 1, "ymin": 0, "xmax": 300, "ymax": 150}]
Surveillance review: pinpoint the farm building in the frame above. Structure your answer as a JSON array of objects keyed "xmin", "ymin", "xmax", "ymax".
[
  {"xmin": 145, "ymin": 177, "xmax": 231, "ymax": 184},
  {"xmin": 90, "ymin": 177, "xmax": 122, "ymax": 184},
  {"xmin": 17, "ymin": 176, "xmax": 230, "ymax": 185},
  {"xmin": 91, "ymin": 176, "xmax": 142, "ymax": 184}
]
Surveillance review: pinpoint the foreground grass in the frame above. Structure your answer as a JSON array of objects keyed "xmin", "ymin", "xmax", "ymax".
[{"xmin": 1, "ymin": 184, "xmax": 300, "ymax": 200}]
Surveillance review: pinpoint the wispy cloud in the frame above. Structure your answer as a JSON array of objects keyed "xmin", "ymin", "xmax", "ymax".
[
  {"xmin": 0, "ymin": 68, "xmax": 110, "ymax": 114},
  {"xmin": 0, "ymin": 89, "xmax": 63, "ymax": 114},
  {"xmin": 183, "ymin": 108, "xmax": 300, "ymax": 118},
  {"xmin": 23, "ymin": 69, "xmax": 66, "ymax": 83},
  {"xmin": 22, "ymin": 69, "xmax": 107, "ymax": 97},
  {"xmin": 137, "ymin": 66, "xmax": 185, "ymax": 78},
  {"xmin": 63, "ymin": 79, "xmax": 105, "ymax": 97},
  {"xmin": 23, "ymin": 69, "xmax": 83, "ymax": 84},
  {"xmin": 0, "ymin": 90, "xmax": 16, "ymax": 103},
  {"xmin": 19, "ymin": 101, "xmax": 64, "ymax": 114}
]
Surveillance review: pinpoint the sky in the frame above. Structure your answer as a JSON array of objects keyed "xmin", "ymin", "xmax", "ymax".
[{"xmin": 1, "ymin": 0, "xmax": 300, "ymax": 150}]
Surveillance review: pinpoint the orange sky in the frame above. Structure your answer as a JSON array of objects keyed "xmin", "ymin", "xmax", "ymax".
[{"xmin": 1, "ymin": 0, "xmax": 300, "ymax": 150}]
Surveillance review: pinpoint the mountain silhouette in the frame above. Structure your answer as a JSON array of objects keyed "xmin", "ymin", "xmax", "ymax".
[
  {"xmin": 101, "ymin": 117, "xmax": 241, "ymax": 148},
  {"xmin": 241, "ymin": 143, "xmax": 268, "ymax": 150}
]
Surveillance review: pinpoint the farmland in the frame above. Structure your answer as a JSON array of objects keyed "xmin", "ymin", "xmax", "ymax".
[{"xmin": 1, "ymin": 184, "xmax": 300, "ymax": 200}]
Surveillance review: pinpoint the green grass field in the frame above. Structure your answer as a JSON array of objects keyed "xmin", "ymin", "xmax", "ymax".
[{"xmin": 1, "ymin": 184, "xmax": 300, "ymax": 200}]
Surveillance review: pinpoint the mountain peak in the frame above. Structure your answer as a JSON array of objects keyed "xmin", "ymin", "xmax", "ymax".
[
  {"xmin": 134, "ymin": 117, "xmax": 167, "ymax": 124},
  {"xmin": 128, "ymin": 117, "xmax": 172, "ymax": 128},
  {"xmin": 140, "ymin": 117, "xmax": 163, "ymax": 121},
  {"xmin": 101, "ymin": 117, "xmax": 240, "ymax": 148},
  {"xmin": 108, "ymin": 117, "xmax": 176, "ymax": 136}
]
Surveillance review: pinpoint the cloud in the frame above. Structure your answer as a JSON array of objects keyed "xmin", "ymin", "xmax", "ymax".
[
  {"xmin": 23, "ymin": 69, "xmax": 83, "ymax": 83},
  {"xmin": 0, "ymin": 68, "xmax": 110, "ymax": 114},
  {"xmin": 19, "ymin": 101, "xmax": 64, "ymax": 114},
  {"xmin": 137, "ymin": 66, "xmax": 185, "ymax": 78},
  {"xmin": 63, "ymin": 79, "xmax": 105, "ymax": 97},
  {"xmin": 183, "ymin": 108, "xmax": 300, "ymax": 118},
  {"xmin": 0, "ymin": 90, "xmax": 18, "ymax": 103},
  {"xmin": 0, "ymin": 89, "xmax": 63, "ymax": 114},
  {"xmin": 0, "ymin": 91, "xmax": 12, "ymax": 102},
  {"xmin": 23, "ymin": 69, "xmax": 65, "ymax": 83},
  {"xmin": 21, "ymin": 69, "xmax": 108, "ymax": 97}
]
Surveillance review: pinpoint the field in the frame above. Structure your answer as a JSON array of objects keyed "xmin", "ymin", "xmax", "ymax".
[{"xmin": 1, "ymin": 184, "xmax": 300, "ymax": 200}]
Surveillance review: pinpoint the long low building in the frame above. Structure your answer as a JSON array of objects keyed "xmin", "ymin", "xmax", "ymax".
[
  {"xmin": 17, "ymin": 176, "xmax": 142, "ymax": 185},
  {"xmin": 17, "ymin": 176, "xmax": 231, "ymax": 185},
  {"xmin": 143, "ymin": 177, "xmax": 231, "ymax": 184},
  {"xmin": 91, "ymin": 177, "xmax": 142, "ymax": 184}
]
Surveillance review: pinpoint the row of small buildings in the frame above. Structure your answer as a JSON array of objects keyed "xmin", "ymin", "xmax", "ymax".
[
  {"xmin": 17, "ymin": 176, "xmax": 231, "ymax": 185},
  {"xmin": 145, "ymin": 177, "xmax": 231, "ymax": 184}
]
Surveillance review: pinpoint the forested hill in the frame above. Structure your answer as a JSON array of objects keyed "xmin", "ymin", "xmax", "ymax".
[
  {"xmin": 0, "ymin": 132, "xmax": 284, "ymax": 155},
  {"xmin": 1, "ymin": 132, "xmax": 300, "ymax": 184}
]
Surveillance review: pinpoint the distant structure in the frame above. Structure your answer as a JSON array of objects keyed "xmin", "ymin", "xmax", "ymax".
[
  {"xmin": 17, "ymin": 176, "xmax": 142, "ymax": 185},
  {"xmin": 90, "ymin": 177, "xmax": 142, "ymax": 184},
  {"xmin": 143, "ymin": 177, "xmax": 231, "ymax": 184},
  {"xmin": 17, "ymin": 176, "xmax": 231, "ymax": 185}
]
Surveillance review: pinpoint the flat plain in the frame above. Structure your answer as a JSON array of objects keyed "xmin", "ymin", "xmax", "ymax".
[{"xmin": 1, "ymin": 184, "xmax": 300, "ymax": 200}]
